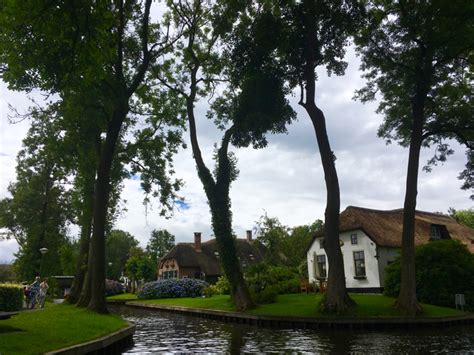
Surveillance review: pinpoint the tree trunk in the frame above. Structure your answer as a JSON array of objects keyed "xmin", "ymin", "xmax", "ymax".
[
  {"xmin": 300, "ymin": 0, "xmax": 353, "ymax": 313},
  {"xmin": 305, "ymin": 104, "xmax": 354, "ymax": 313},
  {"xmin": 67, "ymin": 172, "xmax": 95, "ymax": 304},
  {"xmin": 209, "ymin": 194, "xmax": 254, "ymax": 311},
  {"xmin": 185, "ymin": 93, "xmax": 254, "ymax": 310},
  {"xmin": 87, "ymin": 106, "xmax": 127, "ymax": 314},
  {"xmin": 395, "ymin": 102, "xmax": 424, "ymax": 315},
  {"xmin": 76, "ymin": 238, "xmax": 93, "ymax": 307}
]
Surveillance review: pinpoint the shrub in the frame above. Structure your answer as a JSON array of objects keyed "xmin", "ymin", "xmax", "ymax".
[
  {"xmin": 245, "ymin": 263, "xmax": 300, "ymax": 295},
  {"xmin": 137, "ymin": 278, "xmax": 209, "ymax": 299},
  {"xmin": 209, "ymin": 276, "xmax": 230, "ymax": 295},
  {"xmin": 0, "ymin": 283, "xmax": 23, "ymax": 311},
  {"xmin": 251, "ymin": 285, "xmax": 278, "ymax": 304},
  {"xmin": 105, "ymin": 279, "xmax": 126, "ymax": 296},
  {"xmin": 384, "ymin": 240, "xmax": 474, "ymax": 310}
]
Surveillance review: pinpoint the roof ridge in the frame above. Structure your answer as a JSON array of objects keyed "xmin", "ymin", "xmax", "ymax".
[
  {"xmin": 345, "ymin": 205, "xmax": 402, "ymax": 213},
  {"xmin": 346, "ymin": 205, "xmax": 451, "ymax": 218}
]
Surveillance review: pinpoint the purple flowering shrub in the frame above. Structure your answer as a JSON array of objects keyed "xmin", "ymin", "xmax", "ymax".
[
  {"xmin": 137, "ymin": 278, "xmax": 209, "ymax": 299},
  {"xmin": 105, "ymin": 279, "xmax": 125, "ymax": 296}
]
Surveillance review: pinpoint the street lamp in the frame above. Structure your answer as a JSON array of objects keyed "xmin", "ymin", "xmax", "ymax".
[
  {"xmin": 39, "ymin": 247, "xmax": 48, "ymax": 277},
  {"xmin": 108, "ymin": 262, "xmax": 113, "ymax": 280}
]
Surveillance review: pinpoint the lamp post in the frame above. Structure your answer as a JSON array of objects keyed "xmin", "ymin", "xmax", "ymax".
[
  {"xmin": 39, "ymin": 247, "xmax": 48, "ymax": 277},
  {"xmin": 108, "ymin": 262, "xmax": 113, "ymax": 280}
]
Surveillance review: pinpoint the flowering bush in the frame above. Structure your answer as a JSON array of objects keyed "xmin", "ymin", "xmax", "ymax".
[
  {"xmin": 137, "ymin": 278, "xmax": 209, "ymax": 299},
  {"xmin": 105, "ymin": 279, "xmax": 126, "ymax": 296}
]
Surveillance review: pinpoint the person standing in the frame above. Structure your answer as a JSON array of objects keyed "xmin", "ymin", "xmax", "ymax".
[
  {"xmin": 29, "ymin": 276, "xmax": 41, "ymax": 309},
  {"xmin": 39, "ymin": 278, "xmax": 49, "ymax": 308}
]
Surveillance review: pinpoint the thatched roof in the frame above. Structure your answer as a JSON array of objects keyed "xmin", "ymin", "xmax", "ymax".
[
  {"xmin": 160, "ymin": 238, "xmax": 266, "ymax": 276},
  {"xmin": 311, "ymin": 206, "xmax": 474, "ymax": 252}
]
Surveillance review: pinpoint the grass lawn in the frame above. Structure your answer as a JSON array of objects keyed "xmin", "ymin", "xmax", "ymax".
[
  {"xmin": 107, "ymin": 293, "xmax": 138, "ymax": 300},
  {"xmin": 0, "ymin": 303, "xmax": 128, "ymax": 355},
  {"xmin": 133, "ymin": 293, "xmax": 466, "ymax": 318}
]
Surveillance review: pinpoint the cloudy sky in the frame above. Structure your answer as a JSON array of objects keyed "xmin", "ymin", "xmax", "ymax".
[{"xmin": 0, "ymin": 46, "xmax": 472, "ymax": 263}]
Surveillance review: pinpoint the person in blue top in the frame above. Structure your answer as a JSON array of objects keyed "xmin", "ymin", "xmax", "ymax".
[{"xmin": 29, "ymin": 276, "xmax": 41, "ymax": 309}]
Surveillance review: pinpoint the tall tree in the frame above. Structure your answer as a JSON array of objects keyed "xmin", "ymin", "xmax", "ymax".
[
  {"xmin": 0, "ymin": 108, "xmax": 73, "ymax": 280},
  {"xmin": 160, "ymin": 0, "xmax": 295, "ymax": 310},
  {"xmin": 228, "ymin": 0, "xmax": 361, "ymax": 312},
  {"xmin": 146, "ymin": 229, "xmax": 175, "ymax": 261},
  {"xmin": 355, "ymin": 0, "xmax": 474, "ymax": 314},
  {"xmin": 0, "ymin": 1, "xmax": 183, "ymax": 313}
]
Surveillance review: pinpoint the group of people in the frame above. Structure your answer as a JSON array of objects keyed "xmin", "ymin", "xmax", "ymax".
[{"xmin": 23, "ymin": 276, "xmax": 49, "ymax": 309}]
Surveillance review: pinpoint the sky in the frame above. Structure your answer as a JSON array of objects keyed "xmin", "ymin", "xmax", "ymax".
[{"xmin": 0, "ymin": 46, "xmax": 472, "ymax": 263}]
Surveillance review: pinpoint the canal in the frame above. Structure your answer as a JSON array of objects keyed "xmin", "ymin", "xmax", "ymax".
[{"xmin": 111, "ymin": 305, "xmax": 474, "ymax": 353}]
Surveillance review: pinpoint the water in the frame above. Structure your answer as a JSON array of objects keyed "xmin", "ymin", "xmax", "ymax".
[{"xmin": 111, "ymin": 305, "xmax": 474, "ymax": 354}]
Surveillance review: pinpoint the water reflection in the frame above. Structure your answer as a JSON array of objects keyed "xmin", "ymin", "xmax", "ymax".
[{"xmin": 111, "ymin": 305, "xmax": 474, "ymax": 354}]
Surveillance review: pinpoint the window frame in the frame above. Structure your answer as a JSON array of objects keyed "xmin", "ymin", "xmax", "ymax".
[
  {"xmin": 350, "ymin": 233, "xmax": 358, "ymax": 245},
  {"xmin": 316, "ymin": 254, "xmax": 327, "ymax": 278},
  {"xmin": 353, "ymin": 251, "xmax": 366, "ymax": 278}
]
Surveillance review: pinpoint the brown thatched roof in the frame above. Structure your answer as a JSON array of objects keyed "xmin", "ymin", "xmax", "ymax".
[
  {"xmin": 161, "ymin": 238, "xmax": 266, "ymax": 276},
  {"xmin": 311, "ymin": 206, "xmax": 474, "ymax": 252}
]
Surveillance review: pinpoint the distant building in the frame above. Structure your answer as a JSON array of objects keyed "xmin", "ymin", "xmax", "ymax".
[
  {"xmin": 158, "ymin": 231, "xmax": 266, "ymax": 283},
  {"xmin": 307, "ymin": 206, "xmax": 474, "ymax": 293}
]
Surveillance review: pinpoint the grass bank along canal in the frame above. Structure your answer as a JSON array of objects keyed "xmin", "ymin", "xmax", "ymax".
[{"xmin": 110, "ymin": 305, "xmax": 474, "ymax": 353}]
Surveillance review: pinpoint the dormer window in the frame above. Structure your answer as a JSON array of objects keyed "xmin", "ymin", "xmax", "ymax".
[{"xmin": 430, "ymin": 224, "xmax": 442, "ymax": 240}]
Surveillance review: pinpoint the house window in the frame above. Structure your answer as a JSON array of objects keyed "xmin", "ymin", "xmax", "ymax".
[
  {"xmin": 353, "ymin": 251, "xmax": 366, "ymax": 278},
  {"xmin": 163, "ymin": 270, "xmax": 177, "ymax": 279},
  {"xmin": 319, "ymin": 238, "xmax": 325, "ymax": 249},
  {"xmin": 316, "ymin": 255, "xmax": 327, "ymax": 278},
  {"xmin": 351, "ymin": 233, "xmax": 358, "ymax": 245},
  {"xmin": 430, "ymin": 225, "xmax": 442, "ymax": 240}
]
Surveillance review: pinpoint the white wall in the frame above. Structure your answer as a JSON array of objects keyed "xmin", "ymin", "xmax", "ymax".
[{"xmin": 307, "ymin": 229, "xmax": 382, "ymax": 289}]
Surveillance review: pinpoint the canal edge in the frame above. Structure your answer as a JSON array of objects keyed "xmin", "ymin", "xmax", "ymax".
[
  {"xmin": 44, "ymin": 322, "xmax": 135, "ymax": 355},
  {"xmin": 123, "ymin": 301, "xmax": 474, "ymax": 330}
]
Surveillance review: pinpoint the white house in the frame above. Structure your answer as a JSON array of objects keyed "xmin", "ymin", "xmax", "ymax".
[{"xmin": 307, "ymin": 206, "xmax": 474, "ymax": 293}]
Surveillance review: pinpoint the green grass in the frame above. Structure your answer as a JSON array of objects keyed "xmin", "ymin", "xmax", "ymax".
[
  {"xmin": 107, "ymin": 293, "xmax": 138, "ymax": 300},
  {"xmin": 0, "ymin": 303, "xmax": 128, "ymax": 355},
  {"xmin": 137, "ymin": 295, "xmax": 235, "ymax": 311},
  {"xmin": 134, "ymin": 293, "xmax": 466, "ymax": 318}
]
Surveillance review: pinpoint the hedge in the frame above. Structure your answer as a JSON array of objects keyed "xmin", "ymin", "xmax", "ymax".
[
  {"xmin": 137, "ymin": 278, "xmax": 208, "ymax": 299},
  {"xmin": 0, "ymin": 283, "xmax": 23, "ymax": 311}
]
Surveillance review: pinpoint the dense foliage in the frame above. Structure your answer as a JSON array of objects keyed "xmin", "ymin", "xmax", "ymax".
[
  {"xmin": 137, "ymin": 279, "xmax": 209, "ymax": 300},
  {"xmin": 384, "ymin": 240, "xmax": 474, "ymax": 311},
  {"xmin": 255, "ymin": 214, "xmax": 323, "ymax": 267},
  {"xmin": 246, "ymin": 264, "xmax": 301, "ymax": 296},
  {"xmin": 0, "ymin": 283, "xmax": 23, "ymax": 311},
  {"xmin": 146, "ymin": 229, "xmax": 175, "ymax": 261},
  {"xmin": 106, "ymin": 230, "xmax": 139, "ymax": 280},
  {"xmin": 209, "ymin": 276, "xmax": 231, "ymax": 295}
]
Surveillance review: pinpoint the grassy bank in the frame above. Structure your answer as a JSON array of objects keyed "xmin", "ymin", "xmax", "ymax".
[
  {"xmin": 0, "ymin": 303, "xmax": 128, "ymax": 355},
  {"xmin": 131, "ymin": 293, "xmax": 465, "ymax": 318}
]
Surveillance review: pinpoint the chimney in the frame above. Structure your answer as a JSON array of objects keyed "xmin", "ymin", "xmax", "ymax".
[
  {"xmin": 194, "ymin": 232, "xmax": 202, "ymax": 251},
  {"xmin": 246, "ymin": 230, "xmax": 252, "ymax": 242}
]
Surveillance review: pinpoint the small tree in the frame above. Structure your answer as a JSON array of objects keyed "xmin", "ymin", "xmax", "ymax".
[{"xmin": 146, "ymin": 229, "xmax": 175, "ymax": 261}]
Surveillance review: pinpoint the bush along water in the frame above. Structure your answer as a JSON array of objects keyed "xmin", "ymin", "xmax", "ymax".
[
  {"xmin": 384, "ymin": 240, "xmax": 474, "ymax": 311},
  {"xmin": 138, "ymin": 278, "xmax": 209, "ymax": 299},
  {"xmin": 0, "ymin": 283, "xmax": 23, "ymax": 311}
]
